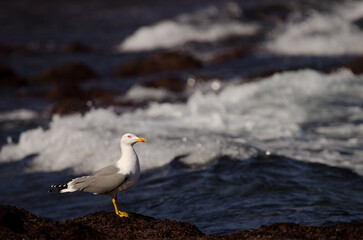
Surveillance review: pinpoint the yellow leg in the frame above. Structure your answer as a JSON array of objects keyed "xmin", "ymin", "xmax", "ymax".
[{"xmin": 112, "ymin": 195, "xmax": 129, "ymax": 218}]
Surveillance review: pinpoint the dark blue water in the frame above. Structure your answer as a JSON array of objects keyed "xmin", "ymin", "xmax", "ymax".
[{"xmin": 1, "ymin": 153, "xmax": 363, "ymax": 234}]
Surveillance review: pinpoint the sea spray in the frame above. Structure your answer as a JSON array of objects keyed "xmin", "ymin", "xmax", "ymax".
[{"xmin": 1, "ymin": 69, "xmax": 362, "ymax": 175}]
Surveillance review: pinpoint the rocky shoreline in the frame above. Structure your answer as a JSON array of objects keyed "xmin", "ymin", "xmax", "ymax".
[{"xmin": 1, "ymin": 205, "xmax": 362, "ymax": 240}]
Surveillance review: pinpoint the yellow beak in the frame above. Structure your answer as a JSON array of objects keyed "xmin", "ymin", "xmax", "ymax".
[{"xmin": 136, "ymin": 137, "xmax": 146, "ymax": 143}]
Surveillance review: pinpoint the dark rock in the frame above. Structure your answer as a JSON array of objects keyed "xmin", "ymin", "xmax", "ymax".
[
  {"xmin": 243, "ymin": 66, "xmax": 324, "ymax": 83},
  {"xmin": 142, "ymin": 77, "xmax": 186, "ymax": 93},
  {"xmin": 0, "ymin": 210, "xmax": 25, "ymax": 233},
  {"xmin": 244, "ymin": 56, "xmax": 363, "ymax": 84},
  {"xmin": 51, "ymin": 98, "xmax": 89, "ymax": 116},
  {"xmin": 46, "ymin": 84, "xmax": 118, "ymax": 102},
  {"xmin": 114, "ymin": 51, "xmax": 202, "ymax": 77},
  {"xmin": 1, "ymin": 205, "xmax": 363, "ymax": 240},
  {"xmin": 244, "ymin": 3, "xmax": 295, "ymax": 22},
  {"xmin": 211, "ymin": 47, "xmax": 250, "ymax": 64},
  {"xmin": 46, "ymin": 84, "xmax": 86, "ymax": 101},
  {"xmin": 46, "ymin": 84, "xmax": 119, "ymax": 115},
  {"xmin": 64, "ymin": 41, "xmax": 92, "ymax": 53},
  {"xmin": 65, "ymin": 211, "xmax": 205, "ymax": 239},
  {"xmin": 0, "ymin": 205, "xmax": 103, "ymax": 240},
  {"xmin": 87, "ymin": 86, "xmax": 118, "ymax": 99},
  {"xmin": 86, "ymin": 86, "xmax": 119, "ymax": 105},
  {"xmin": 338, "ymin": 56, "xmax": 363, "ymax": 75},
  {"xmin": 226, "ymin": 221, "xmax": 363, "ymax": 240},
  {"xmin": 0, "ymin": 63, "xmax": 25, "ymax": 87},
  {"xmin": 0, "ymin": 43, "xmax": 16, "ymax": 54},
  {"xmin": 243, "ymin": 69, "xmax": 285, "ymax": 83},
  {"xmin": 352, "ymin": 16, "xmax": 363, "ymax": 30},
  {"xmin": 0, "ymin": 205, "xmax": 205, "ymax": 240},
  {"xmin": 32, "ymin": 62, "xmax": 98, "ymax": 85}
]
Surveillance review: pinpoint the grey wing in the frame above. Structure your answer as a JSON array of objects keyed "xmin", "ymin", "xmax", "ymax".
[
  {"xmin": 92, "ymin": 164, "xmax": 120, "ymax": 176},
  {"xmin": 70, "ymin": 165, "xmax": 127, "ymax": 195}
]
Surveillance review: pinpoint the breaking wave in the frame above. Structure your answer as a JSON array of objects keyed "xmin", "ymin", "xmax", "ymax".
[
  {"xmin": 265, "ymin": 1, "xmax": 363, "ymax": 55},
  {"xmin": 119, "ymin": 3, "xmax": 260, "ymax": 52},
  {"xmin": 1, "ymin": 69, "xmax": 362, "ymax": 175}
]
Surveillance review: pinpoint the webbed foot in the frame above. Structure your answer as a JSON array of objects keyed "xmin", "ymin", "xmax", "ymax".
[{"xmin": 116, "ymin": 211, "xmax": 129, "ymax": 218}]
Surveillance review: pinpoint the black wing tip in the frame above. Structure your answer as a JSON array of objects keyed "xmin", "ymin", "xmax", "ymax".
[{"xmin": 49, "ymin": 183, "xmax": 68, "ymax": 192}]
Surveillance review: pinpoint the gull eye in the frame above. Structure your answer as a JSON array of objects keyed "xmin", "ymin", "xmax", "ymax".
[{"xmin": 128, "ymin": 135, "xmax": 131, "ymax": 138}]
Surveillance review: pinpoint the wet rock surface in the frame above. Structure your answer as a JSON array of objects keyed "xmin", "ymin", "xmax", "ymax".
[
  {"xmin": 0, "ymin": 43, "xmax": 16, "ymax": 55},
  {"xmin": 211, "ymin": 47, "xmax": 251, "ymax": 64},
  {"xmin": 114, "ymin": 51, "xmax": 202, "ymax": 77},
  {"xmin": 338, "ymin": 56, "xmax": 363, "ymax": 75},
  {"xmin": 243, "ymin": 3, "xmax": 296, "ymax": 22},
  {"xmin": 0, "ymin": 63, "xmax": 25, "ymax": 87},
  {"xmin": 226, "ymin": 221, "xmax": 363, "ymax": 240},
  {"xmin": 142, "ymin": 77, "xmax": 187, "ymax": 93},
  {"xmin": 1, "ymin": 205, "xmax": 363, "ymax": 240},
  {"xmin": 63, "ymin": 41, "xmax": 92, "ymax": 54},
  {"xmin": 46, "ymin": 84, "xmax": 119, "ymax": 115},
  {"xmin": 50, "ymin": 98, "xmax": 90, "ymax": 116},
  {"xmin": 31, "ymin": 62, "xmax": 98, "ymax": 85}
]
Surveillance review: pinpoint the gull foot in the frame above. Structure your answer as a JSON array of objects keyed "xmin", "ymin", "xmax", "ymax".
[{"xmin": 116, "ymin": 211, "xmax": 129, "ymax": 218}]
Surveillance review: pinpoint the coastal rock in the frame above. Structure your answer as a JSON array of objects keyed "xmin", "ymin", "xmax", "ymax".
[
  {"xmin": 0, "ymin": 205, "xmax": 103, "ymax": 240},
  {"xmin": 0, "ymin": 43, "xmax": 16, "ymax": 54},
  {"xmin": 46, "ymin": 84, "xmax": 86, "ymax": 101},
  {"xmin": 66, "ymin": 211, "xmax": 205, "ymax": 240},
  {"xmin": 338, "ymin": 56, "xmax": 363, "ymax": 74},
  {"xmin": 0, "ymin": 63, "xmax": 24, "ymax": 87},
  {"xmin": 1, "ymin": 205, "xmax": 363, "ymax": 240},
  {"xmin": 51, "ymin": 98, "xmax": 89, "ymax": 116},
  {"xmin": 243, "ymin": 68, "xmax": 286, "ymax": 83},
  {"xmin": 64, "ymin": 41, "xmax": 92, "ymax": 53},
  {"xmin": 46, "ymin": 84, "xmax": 117, "ymax": 101},
  {"xmin": 31, "ymin": 62, "xmax": 98, "ymax": 85},
  {"xmin": 86, "ymin": 86, "xmax": 119, "ymax": 105},
  {"xmin": 0, "ymin": 205, "xmax": 204, "ymax": 240},
  {"xmin": 227, "ymin": 221, "xmax": 363, "ymax": 240},
  {"xmin": 353, "ymin": 16, "xmax": 363, "ymax": 30},
  {"xmin": 211, "ymin": 47, "xmax": 250, "ymax": 64},
  {"xmin": 243, "ymin": 65, "xmax": 326, "ymax": 83},
  {"xmin": 47, "ymin": 84, "xmax": 119, "ymax": 115},
  {"xmin": 114, "ymin": 51, "xmax": 202, "ymax": 77},
  {"xmin": 243, "ymin": 3, "xmax": 295, "ymax": 22},
  {"xmin": 142, "ymin": 77, "xmax": 186, "ymax": 93}
]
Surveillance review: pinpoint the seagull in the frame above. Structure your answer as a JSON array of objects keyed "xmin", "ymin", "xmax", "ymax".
[{"xmin": 49, "ymin": 133, "xmax": 146, "ymax": 218}]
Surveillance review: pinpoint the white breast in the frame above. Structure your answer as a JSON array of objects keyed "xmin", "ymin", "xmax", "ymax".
[{"xmin": 116, "ymin": 144, "xmax": 141, "ymax": 192}]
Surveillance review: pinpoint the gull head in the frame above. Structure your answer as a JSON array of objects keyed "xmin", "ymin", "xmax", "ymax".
[{"xmin": 121, "ymin": 133, "xmax": 146, "ymax": 146}]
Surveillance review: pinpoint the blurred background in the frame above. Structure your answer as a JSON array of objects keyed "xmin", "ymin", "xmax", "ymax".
[{"xmin": 1, "ymin": 0, "xmax": 363, "ymax": 235}]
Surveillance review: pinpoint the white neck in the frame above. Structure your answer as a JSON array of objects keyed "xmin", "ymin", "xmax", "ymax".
[{"xmin": 117, "ymin": 144, "xmax": 140, "ymax": 175}]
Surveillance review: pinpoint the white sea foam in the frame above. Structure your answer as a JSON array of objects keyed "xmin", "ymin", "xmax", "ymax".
[
  {"xmin": 265, "ymin": 1, "xmax": 363, "ymax": 55},
  {"xmin": 0, "ymin": 109, "xmax": 37, "ymax": 121},
  {"xmin": 125, "ymin": 85, "xmax": 178, "ymax": 103},
  {"xmin": 1, "ymin": 69, "xmax": 363, "ymax": 175},
  {"xmin": 119, "ymin": 4, "xmax": 259, "ymax": 52}
]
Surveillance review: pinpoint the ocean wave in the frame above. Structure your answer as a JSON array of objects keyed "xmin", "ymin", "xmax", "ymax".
[
  {"xmin": 0, "ymin": 109, "xmax": 37, "ymax": 121},
  {"xmin": 118, "ymin": 3, "xmax": 260, "ymax": 52},
  {"xmin": 265, "ymin": 1, "xmax": 363, "ymax": 55},
  {"xmin": 0, "ymin": 69, "xmax": 362, "ymax": 175}
]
